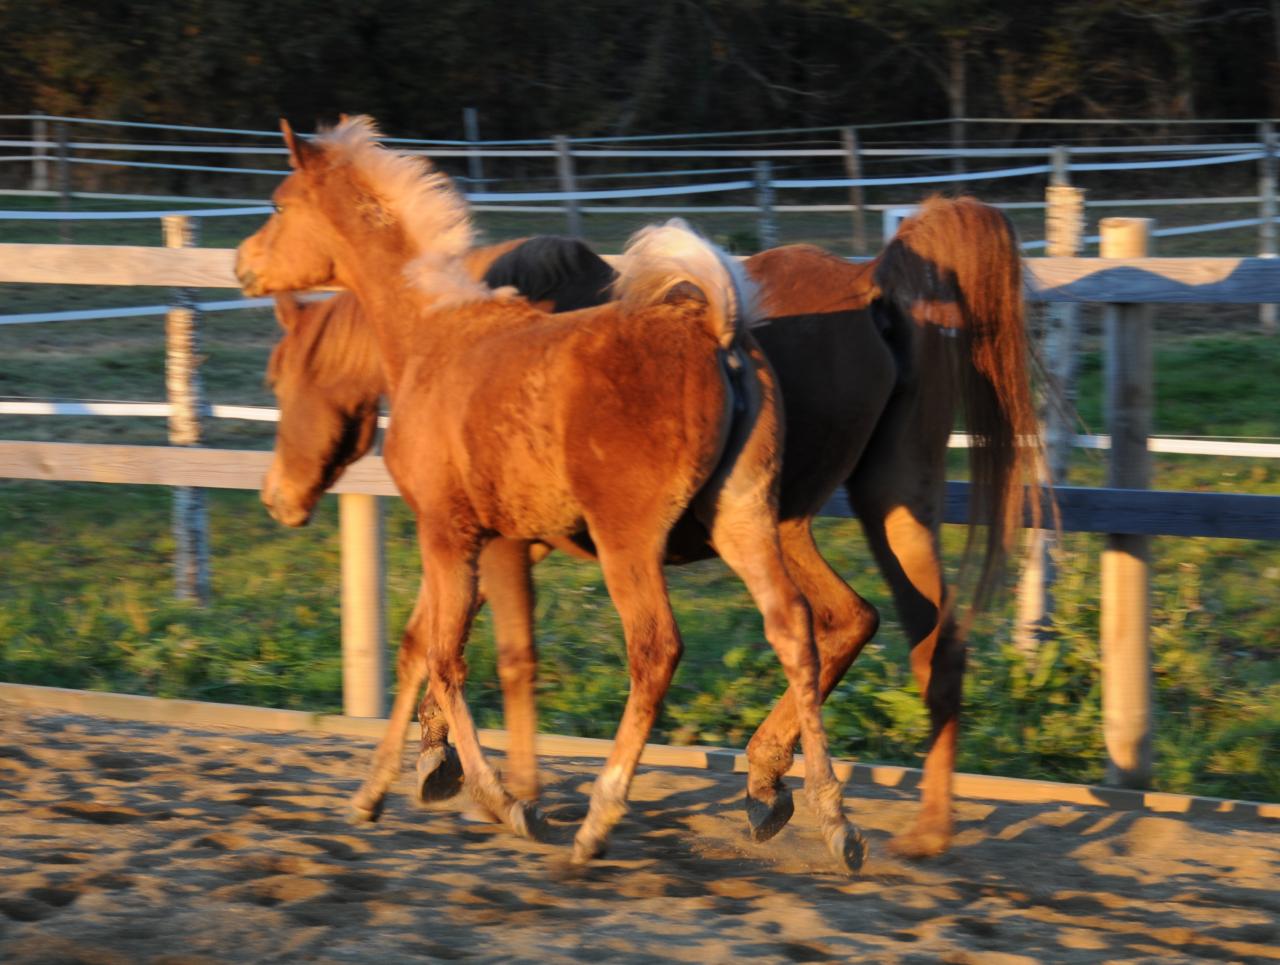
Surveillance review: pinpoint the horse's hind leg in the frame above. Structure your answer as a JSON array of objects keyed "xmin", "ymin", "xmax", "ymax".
[
  {"xmin": 707, "ymin": 506, "xmax": 867, "ymax": 873},
  {"xmin": 848, "ymin": 469, "xmax": 959, "ymax": 858},
  {"xmin": 352, "ymin": 585, "xmax": 431, "ymax": 822},
  {"xmin": 572, "ymin": 536, "xmax": 682, "ymax": 865},
  {"xmin": 743, "ymin": 517, "xmax": 880, "ymax": 843}
]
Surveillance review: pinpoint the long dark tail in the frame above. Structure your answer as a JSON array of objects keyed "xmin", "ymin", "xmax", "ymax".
[{"xmin": 874, "ymin": 195, "xmax": 1042, "ymax": 612}]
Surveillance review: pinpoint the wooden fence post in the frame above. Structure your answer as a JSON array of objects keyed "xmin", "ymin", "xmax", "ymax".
[
  {"xmin": 754, "ymin": 160, "xmax": 778, "ymax": 250},
  {"xmin": 55, "ymin": 122, "xmax": 71, "ymax": 243},
  {"xmin": 841, "ymin": 127, "xmax": 868, "ymax": 256},
  {"xmin": 1016, "ymin": 148, "xmax": 1084, "ymax": 653},
  {"xmin": 1258, "ymin": 122, "xmax": 1276, "ymax": 332},
  {"xmin": 162, "ymin": 215, "xmax": 211, "ymax": 605},
  {"xmin": 554, "ymin": 135, "xmax": 582, "ymax": 238},
  {"xmin": 463, "ymin": 107, "xmax": 483, "ymax": 184},
  {"xmin": 1100, "ymin": 216, "xmax": 1154, "ymax": 789},
  {"xmin": 339, "ymin": 493, "xmax": 387, "ymax": 718},
  {"xmin": 31, "ymin": 111, "xmax": 49, "ymax": 193}
]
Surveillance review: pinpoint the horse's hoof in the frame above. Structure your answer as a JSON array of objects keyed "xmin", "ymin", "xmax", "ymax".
[
  {"xmin": 826, "ymin": 823, "xmax": 869, "ymax": 875},
  {"xmin": 887, "ymin": 826, "xmax": 951, "ymax": 860},
  {"xmin": 745, "ymin": 783, "xmax": 794, "ymax": 843},
  {"xmin": 506, "ymin": 799, "xmax": 550, "ymax": 843},
  {"xmin": 349, "ymin": 790, "xmax": 386, "ymax": 824},
  {"xmin": 416, "ymin": 743, "xmax": 464, "ymax": 803},
  {"xmin": 571, "ymin": 832, "xmax": 607, "ymax": 865}
]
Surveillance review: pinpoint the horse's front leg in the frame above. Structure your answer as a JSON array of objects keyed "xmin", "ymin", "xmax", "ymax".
[
  {"xmin": 477, "ymin": 537, "xmax": 541, "ymax": 801},
  {"xmin": 415, "ymin": 689, "xmax": 463, "ymax": 803},
  {"xmin": 416, "ymin": 536, "xmax": 538, "ymax": 803},
  {"xmin": 420, "ymin": 531, "xmax": 546, "ymax": 841},
  {"xmin": 351, "ymin": 585, "xmax": 430, "ymax": 822}
]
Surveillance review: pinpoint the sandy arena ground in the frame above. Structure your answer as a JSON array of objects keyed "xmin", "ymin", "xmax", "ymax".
[{"xmin": 0, "ymin": 702, "xmax": 1277, "ymax": 964}]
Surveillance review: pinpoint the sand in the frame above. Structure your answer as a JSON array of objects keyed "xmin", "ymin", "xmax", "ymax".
[{"xmin": 0, "ymin": 702, "xmax": 1277, "ymax": 964}]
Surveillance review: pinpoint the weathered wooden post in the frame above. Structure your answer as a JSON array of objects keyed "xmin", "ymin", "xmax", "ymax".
[
  {"xmin": 56, "ymin": 121, "xmax": 71, "ymax": 243},
  {"xmin": 754, "ymin": 160, "xmax": 778, "ymax": 251},
  {"xmin": 1258, "ymin": 122, "xmax": 1276, "ymax": 332},
  {"xmin": 841, "ymin": 127, "xmax": 868, "ymax": 256},
  {"xmin": 1100, "ymin": 216, "xmax": 1154, "ymax": 788},
  {"xmin": 463, "ymin": 107, "xmax": 483, "ymax": 184},
  {"xmin": 882, "ymin": 205, "xmax": 917, "ymax": 244},
  {"xmin": 1016, "ymin": 147, "xmax": 1084, "ymax": 653},
  {"xmin": 31, "ymin": 111, "xmax": 49, "ymax": 193},
  {"xmin": 162, "ymin": 215, "xmax": 211, "ymax": 605},
  {"xmin": 554, "ymin": 134, "xmax": 582, "ymax": 238},
  {"xmin": 339, "ymin": 493, "xmax": 387, "ymax": 718}
]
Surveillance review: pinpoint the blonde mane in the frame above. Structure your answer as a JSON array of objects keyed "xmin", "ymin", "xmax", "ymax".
[{"xmin": 313, "ymin": 116, "xmax": 487, "ymax": 304}]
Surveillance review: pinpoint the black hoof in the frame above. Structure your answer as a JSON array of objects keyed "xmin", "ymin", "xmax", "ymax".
[
  {"xmin": 416, "ymin": 743, "xmax": 464, "ymax": 803},
  {"xmin": 829, "ymin": 824, "xmax": 869, "ymax": 875},
  {"xmin": 508, "ymin": 799, "xmax": 550, "ymax": 842},
  {"xmin": 745, "ymin": 783, "xmax": 795, "ymax": 843}
]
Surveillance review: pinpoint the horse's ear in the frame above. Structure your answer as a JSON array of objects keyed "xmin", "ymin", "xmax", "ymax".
[
  {"xmin": 280, "ymin": 118, "xmax": 317, "ymax": 170},
  {"xmin": 273, "ymin": 293, "xmax": 303, "ymax": 331}
]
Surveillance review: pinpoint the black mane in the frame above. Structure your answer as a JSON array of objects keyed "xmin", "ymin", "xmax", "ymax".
[{"xmin": 483, "ymin": 236, "xmax": 616, "ymax": 311}]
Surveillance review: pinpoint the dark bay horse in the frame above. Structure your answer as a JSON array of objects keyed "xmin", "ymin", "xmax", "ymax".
[
  {"xmin": 236, "ymin": 115, "xmax": 863, "ymax": 871},
  {"xmin": 262, "ymin": 194, "xmax": 1040, "ymax": 860}
]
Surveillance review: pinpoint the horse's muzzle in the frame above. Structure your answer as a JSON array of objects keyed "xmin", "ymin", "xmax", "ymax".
[
  {"xmin": 261, "ymin": 482, "xmax": 311, "ymax": 528},
  {"xmin": 234, "ymin": 251, "xmax": 263, "ymax": 296}
]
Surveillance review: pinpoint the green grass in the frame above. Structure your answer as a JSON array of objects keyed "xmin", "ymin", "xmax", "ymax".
[{"xmin": 1, "ymin": 196, "xmax": 1278, "ymax": 803}]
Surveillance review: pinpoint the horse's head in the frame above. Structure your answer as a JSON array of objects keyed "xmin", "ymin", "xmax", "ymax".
[
  {"xmin": 237, "ymin": 115, "xmax": 475, "ymax": 299},
  {"xmin": 262, "ymin": 292, "xmax": 384, "ymax": 527},
  {"xmin": 236, "ymin": 120, "xmax": 343, "ymax": 297}
]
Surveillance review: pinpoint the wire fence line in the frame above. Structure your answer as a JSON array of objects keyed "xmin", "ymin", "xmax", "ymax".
[{"xmin": 4, "ymin": 112, "xmax": 1277, "ymax": 262}]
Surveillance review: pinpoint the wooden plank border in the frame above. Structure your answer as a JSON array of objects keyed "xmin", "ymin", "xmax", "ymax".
[
  {"xmin": 7, "ymin": 243, "xmax": 1280, "ymax": 304},
  {"xmin": 2, "ymin": 682, "xmax": 1274, "ymax": 822},
  {"xmin": 3, "ymin": 441, "xmax": 1278, "ymax": 539}
]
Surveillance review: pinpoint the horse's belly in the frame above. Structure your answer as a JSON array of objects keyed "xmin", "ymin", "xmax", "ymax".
[{"xmin": 475, "ymin": 476, "xmax": 584, "ymax": 541}]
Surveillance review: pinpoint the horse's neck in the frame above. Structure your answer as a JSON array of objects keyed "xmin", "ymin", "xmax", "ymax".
[
  {"xmin": 330, "ymin": 239, "xmax": 450, "ymax": 390},
  {"xmin": 341, "ymin": 279, "xmax": 422, "ymax": 392}
]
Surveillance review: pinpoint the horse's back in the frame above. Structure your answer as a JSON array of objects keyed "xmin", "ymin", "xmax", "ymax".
[
  {"xmin": 389, "ymin": 298, "xmax": 731, "ymax": 540},
  {"xmin": 748, "ymin": 245, "xmax": 877, "ymax": 319}
]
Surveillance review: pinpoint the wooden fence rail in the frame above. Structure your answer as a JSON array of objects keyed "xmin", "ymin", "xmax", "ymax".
[
  {"xmin": 3, "ymin": 441, "xmax": 1278, "ymax": 540},
  {"xmin": 6, "ymin": 243, "xmax": 1280, "ymax": 303}
]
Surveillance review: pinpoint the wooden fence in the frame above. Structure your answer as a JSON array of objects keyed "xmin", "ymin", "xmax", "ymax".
[{"xmin": 2, "ymin": 240, "xmax": 1279, "ymax": 787}]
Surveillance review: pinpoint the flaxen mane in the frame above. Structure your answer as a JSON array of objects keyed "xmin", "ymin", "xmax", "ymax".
[{"xmin": 315, "ymin": 116, "xmax": 485, "ymax": 303}]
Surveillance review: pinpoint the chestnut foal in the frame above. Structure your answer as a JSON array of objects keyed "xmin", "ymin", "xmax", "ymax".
[
  {"xmin": 263, "ymin": 198, "xmax": 1041, "ymax": 860},
  {"xmin": 237, "ymin": 116, "xmax": 863, "ymax": 871}
]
